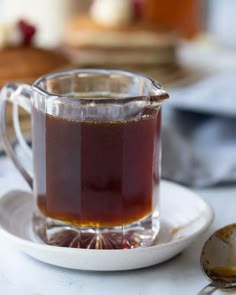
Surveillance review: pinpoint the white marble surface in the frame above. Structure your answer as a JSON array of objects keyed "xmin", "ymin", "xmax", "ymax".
[{"xmin": 0, "ymin": 156, "xmax": 236, "ymax": 295}]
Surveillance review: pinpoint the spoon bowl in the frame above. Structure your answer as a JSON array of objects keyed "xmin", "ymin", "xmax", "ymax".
[{"xmin": 201, "ymin": 224, "xmax": 236, "ymax": 290}]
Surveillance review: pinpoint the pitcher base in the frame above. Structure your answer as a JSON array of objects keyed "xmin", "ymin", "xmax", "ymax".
[{"xmin": 33, "ymin": 212, "xmax": 160, "ymax": 249}]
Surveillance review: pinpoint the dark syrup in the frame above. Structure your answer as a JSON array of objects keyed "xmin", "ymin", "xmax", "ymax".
[{"xmin": 32, "ymin": 107, "xmax": 159, "ymax": 227}]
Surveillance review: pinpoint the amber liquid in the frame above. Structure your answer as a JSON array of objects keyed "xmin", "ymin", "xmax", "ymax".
[
  {"xmin": 144, "ymin": 0, "xmax": 203, "ymax": 38},
  {"xmin": 32, "ymin": 108, "xmax": 159, "ymax": 227}
]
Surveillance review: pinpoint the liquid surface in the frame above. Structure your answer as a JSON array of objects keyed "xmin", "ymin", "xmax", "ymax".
[
  {"xmin": 209, "ymin": 266, "xmax": 236, "ymax": 278},
  {"xmin": 33, "ymin": 108, "xmax": 160, "ymax": 227}
]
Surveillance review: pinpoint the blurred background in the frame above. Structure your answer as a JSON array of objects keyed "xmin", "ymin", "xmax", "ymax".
[
  {"xmin": 1, "ymin": 0, "xmax": 236, "ymax": 188},
  {"xmin": 1, "ymin": 0, "xmax": 235, "ymax": 83}
]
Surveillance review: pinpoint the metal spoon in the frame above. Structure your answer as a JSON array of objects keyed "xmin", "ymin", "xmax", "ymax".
[{"xmin": 198, "ymin": 224, "xmax": 236, "ymax": 294}]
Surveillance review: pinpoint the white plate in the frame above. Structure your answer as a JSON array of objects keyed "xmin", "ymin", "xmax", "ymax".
[{"xmin": 0, "ymin": 180, "xmax": 213, "ymax": 271}]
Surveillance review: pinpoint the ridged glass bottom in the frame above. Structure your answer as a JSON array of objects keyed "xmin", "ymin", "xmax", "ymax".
[{"xmin": 33, "ymin": 211, "xmax": 160, "ymax": 249}]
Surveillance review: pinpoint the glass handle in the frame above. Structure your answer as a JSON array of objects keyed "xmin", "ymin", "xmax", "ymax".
[{"xmin": 0, "ymin": 83, "xmax": 33, "ymax": 189}]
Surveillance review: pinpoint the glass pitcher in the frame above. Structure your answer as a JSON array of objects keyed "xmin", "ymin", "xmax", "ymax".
[{"xmin": 0, "ymin": 69, "xmax": 169, "ymax": 249}]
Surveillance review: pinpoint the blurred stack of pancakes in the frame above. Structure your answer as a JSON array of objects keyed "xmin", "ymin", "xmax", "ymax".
[
  {"xmin": 62, "ymin": 17, "xmax": 176, "ymax": 67},
  {"xmin": 61, "ymin": 0, "xmax": 184, "ymax": 85},
  {"xmin": 0, "ymin": 20, "xmax": 68, "ymax": 142}
]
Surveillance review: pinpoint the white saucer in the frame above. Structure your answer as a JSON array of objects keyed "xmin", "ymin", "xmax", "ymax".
[{"xmin": 0, "ymin": 180, "xmax": 213, "ymax": 271}]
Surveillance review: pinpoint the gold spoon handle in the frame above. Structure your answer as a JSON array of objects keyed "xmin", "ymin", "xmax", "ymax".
[{"xmin": 197, "ymin": 284, "xmax": 217, "ymax": 295}]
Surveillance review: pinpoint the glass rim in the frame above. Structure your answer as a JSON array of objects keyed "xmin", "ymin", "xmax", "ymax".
[{"xmin": 32, "ymin": 68, "xmax": 164, "ymax": 103}]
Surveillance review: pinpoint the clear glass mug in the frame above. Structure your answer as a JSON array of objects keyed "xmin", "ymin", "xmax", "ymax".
[{"xmin": 0, "ymin": 69, "xmax": 168, "ymax": 249}]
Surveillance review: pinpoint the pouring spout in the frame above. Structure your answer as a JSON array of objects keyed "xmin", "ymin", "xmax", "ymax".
[
  {"xmin": 149, "ymin": 90, "xmax": 169, "ymax": 104},
  {"xmin": 137, "ymin": 90, "xmax": 169, "ymax": 108}
]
